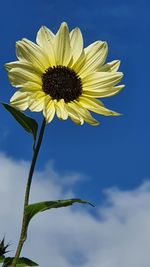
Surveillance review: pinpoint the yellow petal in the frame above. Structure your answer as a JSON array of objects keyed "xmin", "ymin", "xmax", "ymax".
[
  {"xmin": 22, "ymin": 82, "xmax": 42, "ymax": 91},
  {"xmin": 82, "ymin": 71, "xmax": 123, "ymax": 90},
  {"xmin": 28, "ymin": 92, "xmax": 46, "ymax": 111},
  {"xmin": 5, "ymin": 61, "xmax": 43, "ymax": 75},
  {"xmin": 43, "ymin": 97, "xmax": 55, "ymax": 123},
  {"xmin": 99, "ymin": 60, "xmax": 121, "ymax": 72},
  {"xmin": 36, "ymin": 26, "xmax": 54, "ymax": 45},
  {"xmin": 71, "ymin": 50, "xmax": 86, "ymax": 74},
  {"xmin": 16, "ymin": 39, "xmax": 49, "ymax": 71},
  {"xmin": 54, "ymin": 22, "xmax": 72, "ymax": 66},
  {"xmin": 78, "ymin": 97, "xmax": 120, "ymax": 116},
  {"xmin": 36, "ymin": 26, "xmax": 56, "ymax": 66},
  {"xmin": 10, "ymin": 90, "xmax": 30, "ymax": 110},
  {"xmin": 54, "ymin": 99, "xmax": 68, "ymax": 120},
  {"xmin": 82, "ymin": 85, "xmax": 125, "ymax": 98},
  {"xmin": 66, "ymin": 103, "xmax": 84, "ymax": 125},
  {"xmin": 8, "ymin": 67, "xmax": 42, "ymax": 88},
  {"xmin": 78, "ymin": 41, "xmax": 108, "ymax": 78},
  {"xmin": 70, "ymin": 27, "xmax": 83, "ymax": 62},
  {"xmin": 69, "ymin": 102, "xmax": 99, "ymax": 126}
]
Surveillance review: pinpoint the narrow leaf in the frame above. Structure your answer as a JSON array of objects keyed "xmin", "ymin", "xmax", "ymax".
[
  {"xmin": 2, "ymin": 103, "xmax": 38, "ymax": 148},
  {"xmin": 2, "ymin": 257, "xmax": 38, "ymax": 267},
  {"xmin": 25, "ymin": 198, "xmax": 94, "ymax": 226},
  {"xmin": 0, "ymin": 237, "xmax": 9, "ymax": 257}
]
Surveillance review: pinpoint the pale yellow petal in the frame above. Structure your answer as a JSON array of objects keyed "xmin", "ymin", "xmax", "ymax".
[
  {"xmin": 36, "ymin": 26, "xmax": 56, "ymax": 66},
  {"xmin": 8, "ymin": 67, "xmax": 42, "ymax": 88},
  {"xmin": 72, "ymin": 101, "xmax": 99, "ymax": 126},
  {"xmin": 78, "ymin": 96, "xmax": 120, "ymax": 116},
  {"xmin": 66, "ymin": 103, "xmax": 84, "ymax": 125},
  {"xmin": 10, "ymin": 90, "xmax": 30, "ymax": 110},
  {"xmin": 82, "ymin": 85, "xmax": 125, "ymax": 98},
  {"xmin": 43, "ymin": 96, "xmax": 55, "ymax": 123},
  {"xmin": 28, "ymin": 91, "xmax": 46, "ymax": 111},
  {"xmin": 36, "ymin": 26, "xmax": 54, "ymax": 45},
  {"xmin": 54, "ymin": 22, "xmax": 72, "ymax": 66},
  {"xmin": 71, "ymin": 50, "xmax": 85, "ymax": 74},
  {"xmin": 69, "ymin": 114, "xmax": 83, "ymax": 125},
  {"xmin": 54, "ymin": 99, "xmax": 68, "ymax": 120},
  {"xmin": 70, "ymin": 27, "xmax": 83, "ymax": 62},
  {"xmin": 99, "ymin": 60, "xmax": 121, "ymax": 72},
  {"xmin": 16, "ymin": 39, "xmax": 49, "ymax": 71},
  {"xmin": 5, "ymin": 61, "xmax": 43, "ymax": 75},
  {"xmin": 22, "ymin": 82, "xmax": 42, "ymax": 91},
  {"xmin": 78, "ymin": 41, "xmax": 108, "ymax": 78},
  {"xmin": 82, "ymin": 72, "xmax": 123, "ymax": 90},
  {"xmin": 43, "ymin": 95, "xmax": 50, "ymax": 118}
]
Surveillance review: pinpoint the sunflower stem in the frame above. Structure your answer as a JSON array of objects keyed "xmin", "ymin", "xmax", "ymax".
[{"xmin": 11, "ymin": 118, "xmax": 46, "ymax": 267}]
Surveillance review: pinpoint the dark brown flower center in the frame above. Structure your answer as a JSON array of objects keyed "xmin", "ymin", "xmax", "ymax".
[{"xmin": 42, "ymin": 66, "xmax": 82, "ymax": 103}]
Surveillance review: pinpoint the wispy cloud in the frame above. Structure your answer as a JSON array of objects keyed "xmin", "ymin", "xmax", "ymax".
[{"xmin": 0, "ymin": 152, "xmax": 150, "ymax": 267}]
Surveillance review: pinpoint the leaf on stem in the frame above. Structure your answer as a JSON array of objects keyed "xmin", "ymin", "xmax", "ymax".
[
  {"xmin": 2, "ymin": 257, "xmax": 38, "ymax": 267},
  {"xmin": 2, "ymin": 103, "xmax": 38, "ymax": 148},
  {"xmin": 25, "ymin": 198, "xmax": 94, "ymax": 226}
]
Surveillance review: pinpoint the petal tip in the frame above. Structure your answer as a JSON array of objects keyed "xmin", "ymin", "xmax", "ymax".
[
  {"xmin": 112, "ymin": 111, "xmax": 121, "ymax": 116},
  {"xmin": 60, "ymin": 21, "xmax": 68, "ymax": 29},
  {"xmin": 4, "ymin": 63, "xmax": 10, "ymax": 71}
]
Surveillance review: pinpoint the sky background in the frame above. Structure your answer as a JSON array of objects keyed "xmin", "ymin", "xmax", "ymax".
[{"xmin": 0, "ymin": 0, "xmax": 150, "ymax": 266}]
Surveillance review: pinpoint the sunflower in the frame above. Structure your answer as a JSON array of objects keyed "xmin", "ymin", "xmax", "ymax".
[{"xmin": 5, "ymin": 22, "xmax": 124, "ymax": 125}]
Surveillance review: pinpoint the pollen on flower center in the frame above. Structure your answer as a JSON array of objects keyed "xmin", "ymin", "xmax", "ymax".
[{"xmin": 42, "ymin": 66, "xmax": 82, "ymax": 103}]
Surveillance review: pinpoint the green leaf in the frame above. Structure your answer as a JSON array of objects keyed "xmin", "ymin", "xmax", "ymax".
[
  {"xmin": 0, "ymin": 255, "xmax": 5, "ymax": 263},
  {"xmin": 2, "ymin": 257, "xmax": 38, "ymax": 267},
  {"xmin": 0, "ymin": 237, "xmax": 10, "ymax": 257},
  {"xmin": 2, "ymin": 103, "xmax": 38, "ymax": 148},
  {"xmin": 25, "ymin": 198, "xmax": 94, "ymax": 226}
]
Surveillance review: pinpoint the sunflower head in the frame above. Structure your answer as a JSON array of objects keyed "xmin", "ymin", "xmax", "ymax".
[{"xmin": 5, "ymin": 22, "xmax": 124, "ymax": 126}]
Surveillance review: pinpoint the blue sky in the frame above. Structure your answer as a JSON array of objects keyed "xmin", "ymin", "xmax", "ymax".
[{"xmin": 0, "ymin": 0, "xmax": 149, "ymax": 205}]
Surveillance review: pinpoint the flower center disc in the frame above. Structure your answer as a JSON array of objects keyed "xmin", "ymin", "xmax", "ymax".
[{"xmin": 42, "ymin": 66, "xmax": 82, "ymax": 103}]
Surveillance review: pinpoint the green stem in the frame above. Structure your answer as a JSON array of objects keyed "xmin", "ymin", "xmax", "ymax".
[{"xmin": 11, "ymin": 118, "xmax": 46, "ymax": 267}]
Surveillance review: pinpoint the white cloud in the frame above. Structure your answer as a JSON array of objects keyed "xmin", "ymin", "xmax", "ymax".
[{"xmin": 0, "ymin": 152, "xmax": 150, "ymax": 267}]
